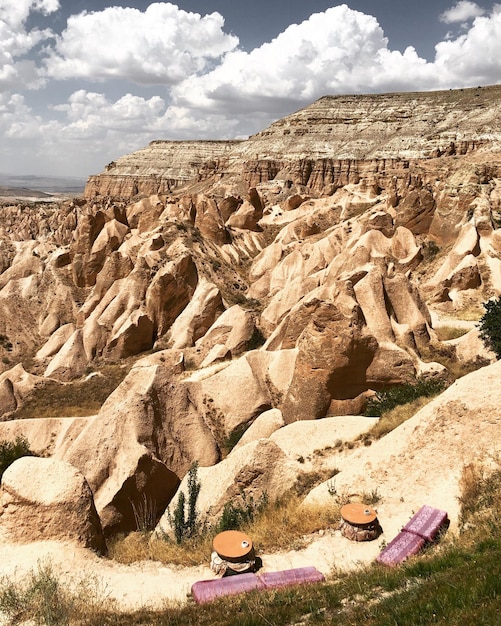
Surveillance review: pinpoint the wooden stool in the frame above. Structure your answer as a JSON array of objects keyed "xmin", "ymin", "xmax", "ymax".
[
  {"xmin": 339, "ymin": 503, "xmax": 382, "ymax": 542},
  {"xmin": 213, "ymin": 530, "xmax": 253, "ymax": 561}
]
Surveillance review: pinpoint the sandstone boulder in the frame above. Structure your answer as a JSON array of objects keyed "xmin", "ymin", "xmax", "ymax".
[
  {"xmin": 155, "ymin": 439, "xmax": 298, "ymax": 533},
  {"xmin": 453, "ymin": 328, "xmax": 496, "ymax": 368},
  {"xmin": 195, "ymin": 305, "xmax": 256, "ymax": 357},
  {"xmin": 226, "ymin": 200, "xmax": 262, "ymax": 231},
  {"xmin": 233, "ymin": 408, "xmax": 285, "ymax": 449},
  {"xmin": 166, "ymin": 278, "xmax": 223, "ymax": 349},
  {"xmin": 57, "ymin": 351, "xmax": 218, "ymax": 535},
  {"xmin": 44, "ymin": 329, "xmax": 88, "ymax": 381},
  {"xmin": 145, "ymin": 248, "xmax": 198, "ymax": 337},
  {"xmin": 187, "ymin": 348, "xmax": 297, "ymax": 436},
  {"xmin": 0, "ymin": 457, "xmax": 106, "ymax": 554},
  {"xmin": 36, "ymin": 323, "xmax": 76, "ymax": 360},
  {"xmin": 281, "ymin": 300, "xmax": 378, "ymax": 423},
  {"xmin": 0, "ymin": 365, "xmax": 45, "ymax": 420}
]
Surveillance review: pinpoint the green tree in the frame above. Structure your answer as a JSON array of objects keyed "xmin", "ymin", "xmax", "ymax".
[
  {"xmin": 167, "ymin": 462, "xmax": 201, "ymax": 544},
  {"xmin": 0, "ymin": 436, "xmax": 36, "ymax": 480},
  {"xmin": 478, "ymin": 297, "xmax": 501, "ymax": 358}
]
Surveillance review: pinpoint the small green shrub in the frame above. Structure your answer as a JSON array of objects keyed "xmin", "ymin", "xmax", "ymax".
[
  {"xmin": 422, "ymin": 239, "xmax": 440, "ymax": 261},
  {"xmin": 130, "ymin": 494, "xmax": 157, "ymax": 532},
  {"xmin": 0, "ymin": 333, "xmax": 13, "ymax": 351},
  {"xmin": 478, "ymin": 296, "xmax": 501, "ymax": 358},
  {"xmin": 0, "ymin": 561, "xmax": 112, "ymax": 626},
  {"xmin": 167, "ymin": 462, "xmax": 201, "ymax": 544},
  {"xmin": 223, "ymin": 423, "xmax": 250, "ymax": 454},
  {"xmin": 216, "ymin": 492, "xmax": 268, "ymax": 532},
  {"xmin": 0, "ymin": 435, "xmax": 36, "ymax": 480},
  {"xmin": 364, "ymin": 378, "xmax": 446, "ymax": 417}
]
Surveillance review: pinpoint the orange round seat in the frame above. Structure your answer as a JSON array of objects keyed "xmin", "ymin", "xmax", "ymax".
[
  {"xmin": 340, "ymin": 503, "xmax": 377, "ymax": 525},
  {"xmin": 213, "ymin": 530, "xmax": 253, "ymax": 562}
]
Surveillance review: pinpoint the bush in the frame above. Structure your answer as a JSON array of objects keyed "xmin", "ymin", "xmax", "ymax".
[
  {"xmin": 167, "ymin": 462, "xmax": 201, "ymax": 544},
  {"xmin": 478, "ymin": 297, "xmax": 501, "ymax": 358},
  {"xmin": 0, "ymin": 561, "xmax": 111, "ymax": 626},
  {"xmin": 364, "ymin": 378, "xmax": 446, "ymax": 417},
  {"xmin": 0, "ymin": 435, "xmax": 36, "ymax": 480},
  {"xmin": 216, "ymin": 492, "xmax": 268, "ymax": 532}
]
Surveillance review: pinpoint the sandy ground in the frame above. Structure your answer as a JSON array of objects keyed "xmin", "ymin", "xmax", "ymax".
[
  {"xmin": 0, "ymin": 526, "xmax": 384, "ymax": 613},
  {"xmin": 3, "ymin": 358, "xmax": 499, "ymax": 616}
]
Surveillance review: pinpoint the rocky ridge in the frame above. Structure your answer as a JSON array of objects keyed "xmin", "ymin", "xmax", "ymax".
[
  {"xmin": 85, "ymin": 85, "xmax": 501, "ymax": 198},
  {"xmin": 85, "ymin": 140, "xmax": 241, "ymax": 198},
  {"xmin": 0, "ymin": 85, "xmax": 500, "ymax": 546}
]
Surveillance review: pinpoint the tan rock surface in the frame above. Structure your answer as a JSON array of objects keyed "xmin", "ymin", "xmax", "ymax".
[
  {"xmin": 233, "ymin": 408, "xmax": 285, "ymax": 449},
  {"xmin": 303, "ymin": 360, "xmax": 501, "ymax": 537},
  {"xmin": 0, "ymin": 365, "xmax": 46, "ymax": 420},
  {"xmin": 0, "ymin": 457, "xmax": 106, "ymax": 553},
  {"xmin": 155, "ymin": 439, "xmax": 298, "ymax": 533},
  {"xmin": 57, "ymin": 353, "xmax": 218, "ymax": 535},
  {"xmin": 195, "ymin": 305, "xmax": 256, "ymax": 357}
]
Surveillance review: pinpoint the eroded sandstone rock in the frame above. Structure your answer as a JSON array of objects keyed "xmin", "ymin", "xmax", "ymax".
[{"xmin": 0, "ymin": 457, "xmax": 106, "ymax": 553}]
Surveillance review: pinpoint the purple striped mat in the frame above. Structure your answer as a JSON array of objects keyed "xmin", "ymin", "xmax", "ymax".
[
  {"xmin": 191, "ymin": 573, "xmax": 264, "ymax": 604},
  {"xmin": 260, "ymin": 566, "xmax": 325, "ymax": 589},
  {"xmin": 402, "ymin": 505, "xmax": 448, "ymax": 542},
  {"xmin": 376, "ymin": 531, "xmax": 426, "ymax": 566}
]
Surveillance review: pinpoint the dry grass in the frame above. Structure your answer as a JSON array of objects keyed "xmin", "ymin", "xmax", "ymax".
[
  {"xmin": 15, "ymin": 364, "xmax": 129, "ymax": 419},
  {"xmin": 457, "ymin": 456, "xmax": 501, "ymax": 546},
  {"xmin": 109, "ymin": 495, "xmax": 341, "ymax": 566},
  {"xmin": 362, "ymin": 396, "xmax": 436, "ymax": 442},
  {"xmin": 108, "ymin": 531, "xmax": 215, "ymax": 567},
  {"xmin": 0, "ymin": 561, "xmax": 114, "ymax": 626},
  {"xmin": 450, "ymin": 306, "xmax": 483, "ymax": 322},
  {"xmin": 434, "ymin": 325, "xmax": 470, "ymax": 341},
  {"xmin": 243, "ymin": 496, "xmax": 340, "ymax": 553}
]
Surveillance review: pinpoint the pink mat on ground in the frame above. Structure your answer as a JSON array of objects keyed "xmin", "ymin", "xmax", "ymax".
[
  {"xmin": 402, "ymin": 505, "xmax": 449, "ymax": 542},
  {"xmin": 259, "ymin": 566, "xmax": 325, "ymax": 589},
  {"xmin": 191, "ymin": 567, "xmax": 326, "ymax": 603},
  {"xmin": 377, "ymin": 505, "xmax": 449, "ymax": 567},
  {"xmin": 376, "ymin": 530, "xmax": 426, "ymax": 566},
  {"xmin": 191, "ymin": 573, "xmax": 264, "ymax": 604}
]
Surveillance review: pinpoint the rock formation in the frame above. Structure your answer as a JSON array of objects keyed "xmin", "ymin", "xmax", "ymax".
[
  {"xmin": 1, "ymin": 85, "xmax": 501, "ymax": 541},
  {"xmin": 0, "ymin": 456, "xmax": 106, "ymax": 553}
]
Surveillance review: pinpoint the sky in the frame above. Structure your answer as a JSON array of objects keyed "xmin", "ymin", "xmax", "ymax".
[{"xmin": 2, "ymin": 0, "xmax": 501, "ymax": 179}]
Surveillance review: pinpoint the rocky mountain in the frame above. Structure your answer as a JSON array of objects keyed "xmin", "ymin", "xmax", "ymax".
[{"xmin": 1, "ymin": 85, "xmax": 501, "ymax": 541}]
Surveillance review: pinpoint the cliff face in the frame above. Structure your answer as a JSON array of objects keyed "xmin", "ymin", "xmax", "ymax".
[
  {"xmin": 85, "ymin": 85, "xmax": 501, "ymax": 198},
  {"xmin": 84, "ymin": 140, "xmax": 241, "ymax": 198}
]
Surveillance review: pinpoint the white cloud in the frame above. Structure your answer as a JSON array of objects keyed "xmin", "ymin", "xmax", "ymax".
[
  {"xmin": 435, "ymin": 8, "xmax": 501, "ymax": 84},
  {"xmin": 44, "ymin": 3, "xmax": 238, "ymax": 85},
  {"xmin": 0, "ymin": 88, "xmax": 245, "ymax": 177},
  {"xmin": 0, "ymin": 0, "xmax": 58, "ymax": 92},
  {"xmin": 440, "ymin": 1, "xmax": 485, "ymax": 24},
  {"xmin": 0, "ymin": 92, "xmax": 43, "ymax": 139},
  {"xmin": 172, "ymin": 5, "xmax": 440, "ymax": 115},
  {"xmin": 0, "ymin": 0, "xmax": 59, "ymax": 29}
]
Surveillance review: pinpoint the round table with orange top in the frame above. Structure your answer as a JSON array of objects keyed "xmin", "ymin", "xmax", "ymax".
[
  {"xmin": 340, "ymin": 503, "xmax": 377, "ymax": 525},
  {"xmin": 339, "ymin": 503, "xmax": 381, "ymax": 542},
  {"xmin": 212, "ymin": 530, "xmax": 253, "ymax": 563}
]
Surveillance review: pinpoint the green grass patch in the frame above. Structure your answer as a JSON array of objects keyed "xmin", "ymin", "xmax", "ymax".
[
  {"xmin": 434, "ymin": 325, "xmax": 470, "ymax": 341},
  {"xmin": 364, "ymin": 378, "xmax": 446, "ymax": 418}
]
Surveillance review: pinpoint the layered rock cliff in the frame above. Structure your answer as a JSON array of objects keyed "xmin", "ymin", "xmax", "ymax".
[
  {"xmin": 85, "ymin": 85, "xmax": 501, "ymax": 198},
  {"xmin": 85, "ymin": 140, "xmax": 241, "ymax": 198}
]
